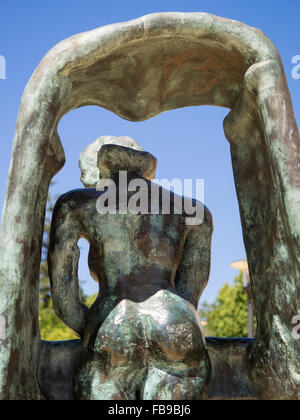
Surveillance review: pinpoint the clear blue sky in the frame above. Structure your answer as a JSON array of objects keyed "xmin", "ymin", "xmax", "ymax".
[{"xmin": 0, "ymin": 1, "xmax": 299, "ymax": 303}]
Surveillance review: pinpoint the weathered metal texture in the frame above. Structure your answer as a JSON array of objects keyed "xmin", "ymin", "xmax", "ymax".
[
  {"xmin": 79, "ymin": 136, "xmax": 144, "ymax": 188},
  {"xmin": 75, "ymin": 291, "xmax": 211, "ymax": 400},
  {"xmin": 224, "ymin": 64, "xmax": 300, "ymax": 399},
  {"xmin": 0, "ymin": 12, "xmax": 299, "ymax": 399},
  {"xmin": 38, "ymin": 338, "xmax": 256, "ymax": 400},
  {"xmin": 48, "ymin": 144, "xmax": 213, "ymax": 399},
  {"xmin": 38, "ymin": 340, "xmax": 82, "ymax": 400},
  {"xmin": 206, "ymin": 338, "xmax": 256, "ymax": 400}
]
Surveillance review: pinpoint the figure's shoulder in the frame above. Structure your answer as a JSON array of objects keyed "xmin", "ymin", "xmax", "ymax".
[
  {"xmin": 152, "ymin": 183, "xmax": 213, "ymax": 229},
  {"xmin": 189, "ymin": 201, "xmax": 213, "ymax": 228},
  {"xmin": 202, "ymin": 204, "xmax": 213, "ymax": 229},
  {"xmin": 173, "ymin": 190, "xmax": 213, "ymax": 230},
  {"xmin": 53, "ymin": 188, "xmax": 99, "ymax": 212},
  {"xmin": 183, "ymin": 201, "xmax": 214, "ymax": 243}
]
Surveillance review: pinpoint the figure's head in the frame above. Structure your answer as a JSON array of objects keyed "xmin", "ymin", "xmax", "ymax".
[
  {"xmin": 79, "ymin": 136, "xmax": 144, "ymax": 187},
  {"xmin": 98, "ymin": 145, "xmax": 157, "ymax": 180}
]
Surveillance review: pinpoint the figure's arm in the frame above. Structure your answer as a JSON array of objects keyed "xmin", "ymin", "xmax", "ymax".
[
  {"xmin": 48, "ymin": 195, "xmax": 88, "ymax": 338},
  {"xmin": 175, "ymin": 208, "xmax": 213, "ymax": 309}
]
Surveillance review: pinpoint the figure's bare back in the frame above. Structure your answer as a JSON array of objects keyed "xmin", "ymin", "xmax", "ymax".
[
  {"xmin": 84, "ymin": 199, "xmax": 188, "ymax": 302},
  {"xmin": 48, "ymin": 143, "xmax": 213, "ymax": 401},
  {"xmin": 49, "ymin": 182, "xmax": 212, "ymax": 341}
]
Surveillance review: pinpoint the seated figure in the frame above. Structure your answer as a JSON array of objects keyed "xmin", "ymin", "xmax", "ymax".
[{"xmin": 48, "ymin": 136, "xmax": 213, "ymax": 400}]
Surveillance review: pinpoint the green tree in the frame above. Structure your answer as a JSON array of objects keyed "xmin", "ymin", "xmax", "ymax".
[
  {"xmin": 199, "ymin": 273, "xmax": 255, "ymax": 338},
  {"xmin": 39, "ymin": 295, "xmax": 97, "ymax": 341},
  {"xmin": 39, "ymin": 300, "xmax": 78, "ymax": 341}
]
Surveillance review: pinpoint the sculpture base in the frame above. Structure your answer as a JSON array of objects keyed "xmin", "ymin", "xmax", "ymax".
[{"xmin": 39, "ymin": 337, "xmax": 257, "ymax": 400}]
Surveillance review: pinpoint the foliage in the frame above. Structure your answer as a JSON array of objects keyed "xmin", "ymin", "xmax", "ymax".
[
  {"xmin": 39, "ymin": 294, "xmax": 97, "ymax": 341},
  {"xmin": 199, "ymin": 272, "xmax": 255, "ymax": 338},
  {"xmin": 39, "ymin": 301, "xmax": 78, "ymax": 341}
]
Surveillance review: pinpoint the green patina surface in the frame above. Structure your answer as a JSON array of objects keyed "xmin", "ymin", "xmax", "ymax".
[
  {"xmin": 75, "ymin": 291, "xmax": 210, "ymax": 400},
  {"xmin": 0, "ymin": 12, "xmax": 299, "ymax": 400},
  {"xmin": 48, "ymin": 142, "xmax": 212, "ymax": 399}
]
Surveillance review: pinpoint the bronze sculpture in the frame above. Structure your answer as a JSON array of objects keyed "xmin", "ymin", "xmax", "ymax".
[
  {"xmin": 0, "ymin": 12, "xmax": 299, "ymax": 400},
  {"xmin": 48, "ymin": 137, "xmax": 213, "ymax": 399}
]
